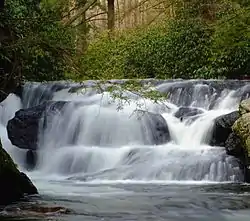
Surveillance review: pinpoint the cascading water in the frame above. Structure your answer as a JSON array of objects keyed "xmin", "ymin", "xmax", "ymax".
[{"xmin": 1, "ymin": 80, "xmax": 250, "ymax": 186}]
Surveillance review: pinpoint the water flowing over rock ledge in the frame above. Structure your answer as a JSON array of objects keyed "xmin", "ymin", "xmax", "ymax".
[
  {"xmin": 3, "ymin": 79, "xmax": 250, "ymax": 185},
  {"xmin": 209, "ymin": 98, "xmax": 250, "ymax": 182},
  {"xmin": 7, "ymin": 101, "xmax": 171, "ymax": 150},
  {"xmin": 10, "ymin": 79, "xmax": 250, "ymax": 108}
]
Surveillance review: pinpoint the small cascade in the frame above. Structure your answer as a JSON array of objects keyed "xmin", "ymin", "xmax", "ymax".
[
  {"xmin": 1, "ymin": 79, "xmax": 250, "ymax": 184},
  {"xmin": 0, "ymin": 94, "xmax": 26, "ymax": 167}
]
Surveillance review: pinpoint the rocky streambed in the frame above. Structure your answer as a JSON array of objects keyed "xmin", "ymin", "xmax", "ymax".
[{"xmin": 1, "ymin": 80, "xmax": 250, "ymax": 221}]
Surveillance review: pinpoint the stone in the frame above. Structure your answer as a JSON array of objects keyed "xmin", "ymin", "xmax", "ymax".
[
  {"xmin": 7, "ymin": 102, "xmax": 171, "ymax": 150},
  {"xmin": 239, "ymin": 98, "xmax": 250, "ymax": 116},
  {"xmin": 0, "ymin": 140, "xmax": 38, "ymax": 205},
  {"xmin": 209, "ymin": 111, "xmax": 239, "ymax": 147},
  {"xmin": 225, "ymin": 132, "xmax": 244, "ymax": 158},
  {"xmin": 134, "ymin": 110, "xmax": 171, "ymax": 145},
  {"xmin": 25, "ymin": 150, "xmax": 37, "ymax": 171},
  {"xmin": 7, "ymin": 101, "xmax": 67, "ymax": 150},
  {"xmin": 174, "ymin": 107, "xmax": 204, "ymax": 119},
  {"xmin": 232, "ymin": 112, "xmax": 250, "ymax": 158},
  {"xmin": 3, "ymin": 203, "xmax": 75, "ymax": 218}
]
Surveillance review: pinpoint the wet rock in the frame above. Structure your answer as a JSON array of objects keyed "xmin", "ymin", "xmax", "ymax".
[
  {"xmin": 239, "ymin": 98, "xmax": 250, "ymax": 115},
  {"xmin": 225, "ymin": 132, "xmax": 244, "ymax": 157},
  {"xmin": 232, "ymin": 112, "xmax": 250, "ymax": 158},
  {"xmin": 7, "ymin": 101, "xmax": 67, "ymax": 150},
  {"xmin": 3, "ymin": 203, "xmax": 75, "ymax": 218},
  {"xmin": 224, "ymin": 133, "xmax": 250, "ymax": 182},
  {"xmin": 25, "ymin": 150, "xmax": 37, "ymax": 171},
  {"xmin": 7, "ymin": 101, "xmax": 171, "ymax": 151},
  {"xmin": 19, "ymin": 172, "xmax": 38, "ymax": 195},
  {"xmin": 21, "ymin": 205, "xmax": 74, "ymax": 215},
  {"xmin": 232, "ymin": 85, "xmax": 250, "ymax": 102},
  {"xmin": 227, "ymin": 99, "xmax": 250, "ymax": 182},
  {"xmin": 209, "ymin": 111, "xmax": 239, "ymax": 147},
  {"xmin": 174, "ymin": 107, "xmax": 204, "ymax": 119},
  {"xmin": 135, "ymin": 110, "xmax": 171, "ymax": 145},
  {"xmin": 0, "ymin": 139, "xmax": 38, "ymax": 206},
  {"xmin": 21, "ymin": 82, "xmax": 71, "ymax": 108}
]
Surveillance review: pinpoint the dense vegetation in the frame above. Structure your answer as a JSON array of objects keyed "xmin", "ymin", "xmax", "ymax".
[
  {"xmin": 81, "ymin": 0, "xmax": 250, "ymax": 80},
  {"xmin": 0, "ymin": 0, "xmax": 249, "ymax": 96}
]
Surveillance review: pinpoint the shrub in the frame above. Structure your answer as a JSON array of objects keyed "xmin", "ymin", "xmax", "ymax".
[
  {"xmin": 80, "ymin": 19, "xmax": 213, "ymax": 80},
  {"xmin": 125, "ymin": 19, "xmax": 213, "ymax": 79},
  {"xmin": 210, "ymin": 7, "xmax": 250, "ymax": 78},
  {"xmin": 0, "ymin": 0, "xmax": 75, "ymax": 82}
]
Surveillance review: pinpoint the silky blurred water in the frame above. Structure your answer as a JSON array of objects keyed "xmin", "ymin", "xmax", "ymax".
[
  {"xmin": 1, "ymin": 80, "xmax": 250, "ymax": 221},
  {"xmin": 3, "ymin": 181, "xmax": 250, "ymax": 221}
]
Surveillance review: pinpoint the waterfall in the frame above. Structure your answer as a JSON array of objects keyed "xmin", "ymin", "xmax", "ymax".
[{"xmin": 1, "ymin": 80, "xmax": 250, "ymax": 184}]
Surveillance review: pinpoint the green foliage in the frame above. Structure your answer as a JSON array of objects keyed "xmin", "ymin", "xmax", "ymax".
[
  {"xmin": 0, "ymin": 0, "xmax": 75, "ymax": 82},
  {"xmin": 79, "ymin": 19, "xmax": 212, "ymax": 80},
  {"xmin": 79, "ymin": 30, "xmax": 136, "ymax": 80},
  {"xmin": 1, "ymin": 0, "xmax": 250, "ymax": 88},
  {"xmin": 79, "ymin": 0, "xmax": 250, "ymax": 80},
  {"xmin": 125, "ymin": 19, "xmax": 212, "ymax": 79},
  {"xmin": 210, "ymin": 7, "xmax": 250, "ymax": 78}
]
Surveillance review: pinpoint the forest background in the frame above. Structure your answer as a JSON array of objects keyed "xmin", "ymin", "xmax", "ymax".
[{"xmin": 0, "ymin": 0, "xmax": 249, "ymax": 99}]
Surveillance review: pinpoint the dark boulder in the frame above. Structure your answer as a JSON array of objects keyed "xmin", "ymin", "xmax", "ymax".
[
  {"xmin": 225, "ymin": 132, "xmax": 244, "ymax": 158},
  {"xmin": 7, "ymin": 101, "xmax": 171, "ymax": 151},
  {"xmin": 225, "ymin": 132, "xmax": 250, "ymax": 183},
  {"xmin": 209, "ymin": 111, "xmax": 239, "ymax": 147},
  {"xmin": 7, "ymin": 101, "xmax": 67, "ymax": 150},
  {"xmin": 135, "ymin": 110, "xmax": 170, "ymax": 145},
  {"xmin": 0, "ymin": 140, "xmax": 38, "ymax": 206},
  {"xmin": 25, "ymin": 150, "xmax": 37, "ymax": 171},
  {"xmin": 19, "ymin": 172, "xmax": 38, "ymax": 195},
  {"xmin": 174, "ymin": 107, "xmax": 204, "ymax": 119}
]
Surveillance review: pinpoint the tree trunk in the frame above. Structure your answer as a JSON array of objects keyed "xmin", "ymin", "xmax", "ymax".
[
  {"xmin": 0, "ymin": 0, "xmax": 4, "ymax": 10},
  {"xmin": 0, "ymin": 0, "xmax": 5, "ymax": 11},
  {"xmin": 107, "ymin": 0, "xmax": 115, "ymax": 31}
]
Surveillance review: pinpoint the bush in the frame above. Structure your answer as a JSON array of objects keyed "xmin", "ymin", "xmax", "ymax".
[
  {"xmin": 80, "ymin": 0, "xmax": 250, "ymax": 81},
  {"xmin": 0, "ymin": 0, "xmax": 75, "ymax": 82},
  {"xmin": 80, "ymin": 19, "xmax": 212, "ymax": 80},
  {"xmin": 125, "ymin": 19, "xmax": 213, "ymax": 79},
  {"xmin": 1, "ymin": 0, "xmax": 248, "ymax": 84},
  {"xmin": 210, "ymin": 7, "xmax": 250, "ymax": 78},
  {"xmin": 79, "ymin": 33, "xmax": 127, "ymax": 80}
]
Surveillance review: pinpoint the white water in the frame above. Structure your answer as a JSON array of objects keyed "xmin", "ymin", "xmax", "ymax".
[{"xmin": 0, "ymin": 80, "xmax": 249, "ymax": 195}]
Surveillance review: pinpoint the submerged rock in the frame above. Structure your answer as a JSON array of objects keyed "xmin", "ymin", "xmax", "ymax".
[
  {"xmin": 7, "ymin": 101, "xmax": 170, "ymax": 150},
  {"xmin": 7, "ymin": 101, "xmax": 67, "ymax": 150},
  {"xmin": 209, "ymin": 111, "xmax": 239, "ymax": 147},
  {"xmin": 0, "ymin": 140, "xmax": 38, "ymax": 206},
  {"xmin": 3, "ymin": 203, "xmax": 75, "ymax": 219},
  {"xmin": 25, "ymin": 150, "xmax": 37, "ymax": 171},
  {"xmin": 174, "ymin": 107, "xmax": 204, "ymax": 119},
  {"xmin": 135, "ymin": 110, "xmax": 170, "ymax": 145}
]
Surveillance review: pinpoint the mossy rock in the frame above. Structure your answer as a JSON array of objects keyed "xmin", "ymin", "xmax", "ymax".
[
  {"xmin": 232, "ymin": 113, "xmax": 250, "ymax": 158},
  {"xmin": 0, "ymin": 140, "xmax": 38, "ymax": 206},
  {"xmin": 239, "ymin": 99, "xmax": 250, "ymax": 116}
]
